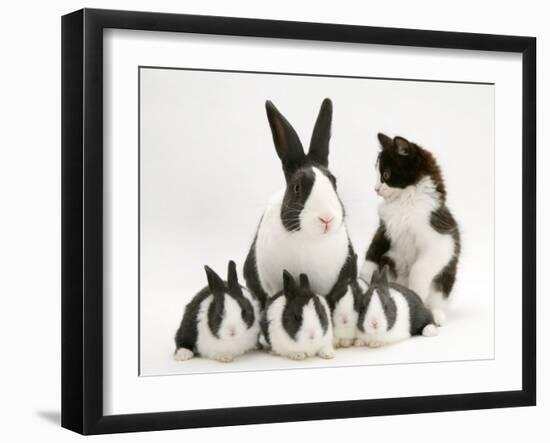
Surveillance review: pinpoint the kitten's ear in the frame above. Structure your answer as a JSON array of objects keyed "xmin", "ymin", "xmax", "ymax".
[
  {"xmin": 377, "ymin": 133, "xmax": 393, "ymax": 151},
  {"xmin": 265, "ymin": 100, "xmax": 306, "ymax": 179},
  {"xmin": 379, "ymin": 265, "xmax": 390, "ymax": 287},
  {"xmin": 394, "ymin": 137, "xmax": 413, "ymax": 156},
  {"xmin": 205, "ymin": 265, "xmax": 225, "ymax": 294},
  {"xmin": 283, "ymin": 270, "xmax": 297, "ymax": 297}
]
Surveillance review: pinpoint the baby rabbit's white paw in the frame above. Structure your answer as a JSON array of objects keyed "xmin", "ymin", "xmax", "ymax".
[
  {"xmin": 353, "ymin": 338, "xmax": 367, "ymax": 347},
  {"xmin": 287, "ymin": 351, "xmax": 307, "ymax": 361},
  {"xmin": 367, "ymin": 340, "xmax": 383, "ymax": 348},
  {"xmin": 338, "ymin": 338, "xmax": 354, "ymax": 348},
  {"xmin": 174, "ymin": 348, "xmax": 194, "ymax": 361},
  {"xmin": 213, "ymin": 353, "xmax": 234, "ymax": 363},
  {"xmin": 318, "ymin": 347, "xmax": 335, "ymax": 359}
]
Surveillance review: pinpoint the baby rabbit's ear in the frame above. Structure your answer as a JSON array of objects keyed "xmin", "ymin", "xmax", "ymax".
[
  {"xmin": 283, "ymin": 270, "xmax": 298, "ymax": 297},
  {"xmin": 308, "ymin": 98, "xmax": 332, "ymax": 167},
  {"xmin": 379, "ymin": 265, "xmax": 390, "ymax": 287},
  {"xmin": 204, "ymin": 265, "xmax": 225, "ymax": 294},
  {"xmin": 227, "ymin": 260, "xmax": 239, "ymax": 290},
  {"xmin": 265, "ymin": 100, "xmax": 306, "ymax": 178},
  {"xmin": 349, "ymin": 253, "xmax": 358, "ymax": 280},
  {"xmin": 299, "ymin": 273, "xmax": 310, "ymax": 291},
  {"xmin": 370, "ymin": 269, "xmax": 380, "ymax": 286}
]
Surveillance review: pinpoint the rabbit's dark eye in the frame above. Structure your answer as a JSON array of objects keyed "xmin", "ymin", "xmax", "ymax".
[
  {"xmin": 383, "ymin": 169, "xmax": 391, "ymax": 181},
  {"xmin": 293, "ymin": 183, "xmax": 301, "ymax": 194},
  {"xmin": 328, "ymin": 174, "xmax": 337, "ymax": 188}
]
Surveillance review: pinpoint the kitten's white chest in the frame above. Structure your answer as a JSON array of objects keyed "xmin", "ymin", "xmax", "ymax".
[{"xmin": 379, "ymin": 180, "xmax": 439, "ymax": 277}]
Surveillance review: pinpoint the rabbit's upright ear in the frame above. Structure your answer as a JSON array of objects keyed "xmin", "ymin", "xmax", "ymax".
[
  {"xmin": 282, "ymin": 270, "xmax": 298, "ymax": 297},
  {"xmin": 299, "ymin": 273, "xmax": 310, "ymax": 291},
  {"xmin": 308, "ymin": 98, "xmax": 332, "ymax": 167},
  {"xmin": 349, "ymin": 253, "xmax": 358, "ymax": 280},
  {"xmin": 265, "ymin": 101, "xmax": 306, "ymax": 179},
  {"xmin": 379, "ymin": 265, "xmax": 389, "ymax": 287},
  {"xmin": 370, "ymin": 269, "xmax": 380, "ymax": 286},
  {"xmin": 205, "ymin": 265, "xmax": 225, "ymax": 294},
  {"xmin": 227, "ymin": 260, "xmax": 239, "ymax": 290}
]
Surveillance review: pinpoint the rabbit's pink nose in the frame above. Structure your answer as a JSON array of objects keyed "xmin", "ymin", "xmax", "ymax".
[
  {"xmin": 228, "ymin": 327, "xmax": 236, "ymax": 337},
  {"xmin": 319, "ymin": 217, "xmax": 333, "ymax": 233},
  {"xmin": 308, "ymin": 330, "xmax": 316, "ymax": 340},
  {"xmin": 341, "ymin": 316, "xmax": 348, "ymax": 325},
  {"xmin": 371, "ymin": 320, "xmax": 379, "ymax": 329}
]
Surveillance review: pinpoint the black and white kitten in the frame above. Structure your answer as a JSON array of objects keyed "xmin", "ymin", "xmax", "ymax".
[{"xmin": 360, "ymin": 133, "xmax": 461, "ymax": 326}]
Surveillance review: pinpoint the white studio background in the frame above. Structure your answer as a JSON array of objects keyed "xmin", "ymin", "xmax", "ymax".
[
  {"xmin": 139, "ymin": 68, "xmax": 495, "ymax": 376},
  {"xmin": 0, "ymin": 1, "xmax": 547, "ymax": 443}
]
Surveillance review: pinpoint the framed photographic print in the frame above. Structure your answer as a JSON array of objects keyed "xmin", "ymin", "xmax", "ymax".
[{"xmin": 61, "ymin": 8, "xmax": 536, "ymax": 435}]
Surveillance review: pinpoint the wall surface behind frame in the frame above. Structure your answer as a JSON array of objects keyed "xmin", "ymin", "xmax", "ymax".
[{"xmin": 0, "ymin": 0, "xmax": 545, "ymax": 441}]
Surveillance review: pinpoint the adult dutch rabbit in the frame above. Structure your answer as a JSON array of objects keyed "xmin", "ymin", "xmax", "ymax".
[{"xmin": 244, "ymin": 98, "xmax": 355, "ymax": 307}]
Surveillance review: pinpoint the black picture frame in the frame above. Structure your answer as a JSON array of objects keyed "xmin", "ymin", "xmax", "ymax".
[{"xmin": 61, "ymin": 8, "xmax": 536, "ymax": 435}]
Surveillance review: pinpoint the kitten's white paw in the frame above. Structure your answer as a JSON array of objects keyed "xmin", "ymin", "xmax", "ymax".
[
  {"xmin": 287, "ymin": 351, "xmax": 307, "ymax": 361},
  {"xmin": 432, "ymin": 309, "xmax": 447, "ymax": 327},
  {"xmin": 422, "ymin": 324, "xmax": 439, "ymax": 337},
  {"xmin": 174, "ymin": 348, "xmax": 194, "ymax": 361},
  {"xmin": 367, "ymin": 341, "xmax": 384, "ymax": 348},
  {"xmin": 318, "ymin": 347, "xmax": 335, "ymax": 359},
  {"xmin": 213, "ymin": 353, "xmax": 234, "ymax": 363},
  {"xmin": 354, "ymin": 339, "xmax": 367, "ymax": 347}
]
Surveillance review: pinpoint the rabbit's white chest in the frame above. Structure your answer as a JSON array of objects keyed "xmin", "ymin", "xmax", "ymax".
[
  {"xmin": 256, "ymin": 194, "xmax": 349, "ymax": 297},
  {"xmin": 332, "ymin": 289, "xmax": 359, "ymax": 340}
]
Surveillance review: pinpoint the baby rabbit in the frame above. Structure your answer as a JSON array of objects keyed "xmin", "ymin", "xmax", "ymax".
[
  {"xmin": 260, "ymin": 271, "xmax": 335, "ymax": 360},
  {"xmin": 326, "ymin": 253, "xmax": 368, "ymax": 348},
  {"xmin": 355, "ymin": 266, "xmax": 439, "ymax": 348},
  {"xmin": 174, "ymin": 261, "xmax": 260, "ymax": 363}
]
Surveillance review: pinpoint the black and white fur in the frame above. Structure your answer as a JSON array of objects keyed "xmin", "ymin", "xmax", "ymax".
[
  {"xmin": 355, "ymin": 266, "xmax": 439, "ymax": 348},
  {"xmin": 244, "ymin": 99, "xmax": 355, "ymax": 307},
  {"xmin": 174, "ymin": 261, "xmax": 260, "ymax": 363},
  {"xmin": 326, "ymin": 254, "xmax": 369, "ymax": 348},
  {"xmin": 360, "ymin": 134, "xmax": 461, "ymax": 326},
  {"xmin": 260, "ymin": 271, "xmax": 335, "ymax": 360}
]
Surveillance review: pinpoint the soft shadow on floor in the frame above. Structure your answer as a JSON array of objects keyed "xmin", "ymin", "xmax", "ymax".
[{"xmin": 36, "ymin": 410, "xmax": 61, "ymax": 426}]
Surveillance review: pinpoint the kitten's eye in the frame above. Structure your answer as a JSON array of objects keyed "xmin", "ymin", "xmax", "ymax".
[
  {"xmin": 294, "ymin": 183, "xmax": 301, "ymax": 194},
  {"xmin": 383, "ymin": 170, "xmax": 391, "ymax": 181}
]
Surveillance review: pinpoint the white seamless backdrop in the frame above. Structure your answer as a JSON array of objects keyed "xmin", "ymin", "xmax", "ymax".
[
  {"xmin": 139, "ymin": 67, "xmax": 495, "ymax": 376},
  {"xmin": 104, "ymin": 29, "xmax": 522, "ymax": 415}
]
